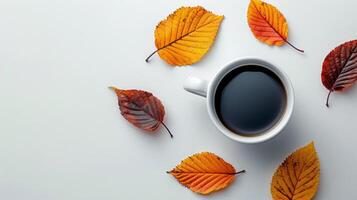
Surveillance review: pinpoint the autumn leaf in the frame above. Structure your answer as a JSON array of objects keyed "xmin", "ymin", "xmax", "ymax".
[
  {"xmin": 168, "ymin": 152, "xmax": 245, "ymax": 195},
  {"xmin": 145, "ymin": 6, "xmax": 224, "ymax": 66},
  {"xmin": 271, "ymin": 142, "xmax": 320, "ymax": 200},
  {"xmin": 321, "ymin": 40, "xmax": 357, "ymax": 107},
  {"xmin": 247, "ymin": 0, "xmax": 303, "ymax": 52},
  {"xmin": 109, "ymin": 87, "xmax": 173, "ymax": 138}
]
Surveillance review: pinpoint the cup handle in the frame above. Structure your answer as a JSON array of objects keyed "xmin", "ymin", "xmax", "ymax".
[{"xmin": 183, "ymin": 77, "xmax": 208, "ymax": 97}]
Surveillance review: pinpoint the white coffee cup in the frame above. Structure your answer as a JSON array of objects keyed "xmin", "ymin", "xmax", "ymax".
[{"xmin": 184, "ymin": 58, "xmax": 294, "ymax": 144}]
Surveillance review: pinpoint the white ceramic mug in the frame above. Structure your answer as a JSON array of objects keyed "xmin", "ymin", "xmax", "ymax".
[{"xmin": 184, "ymin": 58, "xmax": 294, "ymax": 144}]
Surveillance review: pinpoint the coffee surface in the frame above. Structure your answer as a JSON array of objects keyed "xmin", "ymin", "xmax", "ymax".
[{"xmin": 215, "ymin": 65, "xmax": 286, "ymax": 136}]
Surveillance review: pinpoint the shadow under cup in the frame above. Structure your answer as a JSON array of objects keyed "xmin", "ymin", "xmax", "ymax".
[{"xmin": 210, "ymin": 61, "xmax": 292, "ymax": 141}]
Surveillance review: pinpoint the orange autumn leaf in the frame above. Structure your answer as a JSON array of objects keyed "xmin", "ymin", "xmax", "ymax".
[
  {"xmin": 247, "ymin": 0, "xmax": 303, "ymax": 52},
  {"xmin": 145, "ymin": 6, "xmax": 224, "ymax": 66},
  {"xmin": 168, "ymin": 152, "xmax": 245, "ymax": 195},
  {"xmin": 271, "ymin": 142, "xmax": 320, "ymax": 200},
  {"xmin": 109, "ymin": 87, "xmax": 173, "ymax": 138}
]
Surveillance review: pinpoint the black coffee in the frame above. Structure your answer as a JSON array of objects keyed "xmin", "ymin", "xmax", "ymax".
[{"xmin": 214, "ymin": 65, "xmax": 286, "ymax": 136}]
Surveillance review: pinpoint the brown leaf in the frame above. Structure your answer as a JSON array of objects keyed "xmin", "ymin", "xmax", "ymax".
[
  {"xmin": 168, "ymin": 152, "xmax": 245, "ymax": 195},
  {"xmin": 271, "ymin": 142, "xmax": 320, "ymax": 200},
  {"xmin": 145, "ymin": 6, "xmax": 224, "ymax": 66},
  {"xmin": 321, "ymin": 40, "xmax": 357, "ymax": 107},
  {"xmin": 109, "ymin": 87, "xmax": 172, "ymax": 138}
]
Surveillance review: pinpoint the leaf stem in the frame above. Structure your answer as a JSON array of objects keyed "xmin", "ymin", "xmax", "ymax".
[
  {"xmin": 326, "ymin": 90, "xmax": 332, "ymax": 108},
  {"xmin": 166, "ymin": 170, "xmax": 246, "ymax": 175},
  {"xmin": 145, "ymin": 49, "xmax": 159, "ymax": 62},
  {"xmin": 285, "ymin": 40, "xmax": 304, "ymax": 53},
  {"xmin": 161, "ymin": 122, "xmax": 173, "ymax": 138},
  {"xmin": 234, "ymin": 170, "xmax": 246, "ymax": 175},
  {"xmin": 108, "ymin": 86, "xmax": 118, "ymax": 91}
]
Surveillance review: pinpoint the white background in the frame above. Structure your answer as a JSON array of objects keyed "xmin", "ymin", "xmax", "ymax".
[{"xmin": 0, "ymin": 0, "xmax": 356, "ymax": 199}]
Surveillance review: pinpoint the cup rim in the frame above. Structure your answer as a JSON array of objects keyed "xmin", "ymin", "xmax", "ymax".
[{"xmin": 206, "ymin": 57, "xmax": 294, "ymax": 144}]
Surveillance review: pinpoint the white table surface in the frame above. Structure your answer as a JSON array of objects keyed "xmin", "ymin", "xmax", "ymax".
[{"xmin": 1, "ymin": 0, "xmax": 356, "ymax": 199}]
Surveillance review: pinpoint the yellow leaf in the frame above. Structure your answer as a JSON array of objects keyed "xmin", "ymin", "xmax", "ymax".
[
  {"xmin": 146, "ymin": 6, "xmax": 224, "ymax": 66},
  {"xmin": 168, "ymin": 152, "xmax": 245, "ymax": 195},
  {"xmin": 247, "ymin": 0, "xmax": 303, "ymax": 52},
  {"xmin": 271, "ymin": 142, "xmax": 320, "ymax": 200}
]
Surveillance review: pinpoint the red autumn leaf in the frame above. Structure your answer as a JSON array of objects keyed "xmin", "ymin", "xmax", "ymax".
[
  {"xmin": 109, "ymin": 87, "xmax": 173, "ymax": 138},
  {"xmin": 321, "ymin": 40, "xmax": 357, "ymax": 107}
]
